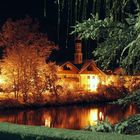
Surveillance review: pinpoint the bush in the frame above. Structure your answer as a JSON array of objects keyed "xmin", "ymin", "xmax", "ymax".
[
  {"xmin": 112, "ymin": 88, "xmax": 140, "ymax": 107},
  {"xmin": 115, "ymin": 114, "xmax": 140, "ymax": 135},
  {"xmin": 0, "ymin": 99, "xmax": 23, "ymax": 109},
  {"xmin": 84, "ymin": 115, "xmax": 140, "ymax": 135},
  {"xmin": 84, "ymin": 118, "xmax": 113, "ymax": 133}
]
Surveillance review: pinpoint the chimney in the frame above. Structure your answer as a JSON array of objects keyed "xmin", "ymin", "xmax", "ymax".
[{"xmin": 74, "ymin": 37, "xmax": 83, "ymax": 64}]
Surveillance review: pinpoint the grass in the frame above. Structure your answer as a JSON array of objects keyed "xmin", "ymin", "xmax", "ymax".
[{"xmin": 0, "ymin": 123, "xmax": 140, "ymax": 140}]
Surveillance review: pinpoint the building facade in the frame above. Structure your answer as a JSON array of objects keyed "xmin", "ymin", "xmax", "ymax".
[{"xmin": 57, "ymin": 38, "xmax": 106, "ymax": 91}]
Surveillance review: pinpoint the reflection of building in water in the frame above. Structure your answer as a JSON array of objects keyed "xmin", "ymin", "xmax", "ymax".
[
  {"xmin": 88, "ymin": 109, "xmax": 105, "ymax": 125},
  {"xmin": 89, "ymin": 109, "xmax": 98, "ymax": 125},
  {"xmin": 98, "ymin": 105, "xmax": 138, "ymax": 124},
  {"xmin": 99, "ymin": 111, "xmax": 104, "ymax": 121},
  {"xmin": 45, "ymin": 116, "xmax": 51, "ymax": 127}
]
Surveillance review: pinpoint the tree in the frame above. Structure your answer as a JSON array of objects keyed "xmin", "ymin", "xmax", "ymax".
[
  {"xmin": 0, "ymin": 17, "xmax": 57, "ymax": 103},
  {"xmin": 121, "ymin": 12, "xmax": 140, "ymax": 74},
  {"xmin": 44, "ymin": 62, "xmax": 60, "ymax": 97},
  {"xmin": 72, "ymin": 0, "xmax": 140, "ymax": 74}
]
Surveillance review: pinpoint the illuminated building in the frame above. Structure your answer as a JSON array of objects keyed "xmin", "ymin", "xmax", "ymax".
[{"xmin": 57, "ymin": 38, "xmax": 106, "ymax": 92}]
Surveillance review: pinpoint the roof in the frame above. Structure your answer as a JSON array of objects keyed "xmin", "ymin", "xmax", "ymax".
[
  {"xmin": 73, "ymin": 60, "xmax": 96, "ymax": 70},
  {"xmin": 58, "ymin": 59, "xmax": 106, "ymax": 76}
]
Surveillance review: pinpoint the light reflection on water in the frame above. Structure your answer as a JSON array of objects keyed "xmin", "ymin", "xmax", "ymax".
[{"xmin": 0, "ymin": 104, "xmax": 139, "ymax": 129}]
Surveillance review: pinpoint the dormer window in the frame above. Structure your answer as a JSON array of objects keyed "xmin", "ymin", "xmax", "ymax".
[
  {"xmin": 63, "ymin": 64, "xmax": 71, "ymax": 70},
  {"xmin": 87, "ymin": 65, "xmax": 93, "ymax": 71}
]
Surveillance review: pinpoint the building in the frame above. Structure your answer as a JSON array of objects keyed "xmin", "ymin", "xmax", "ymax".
[{"xmin": 57, "ymin": 38, "xmax": 106, "ymax": 92}]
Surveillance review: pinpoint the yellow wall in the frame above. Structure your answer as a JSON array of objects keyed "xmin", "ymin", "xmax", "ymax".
[
  {"xmin": 58, "ymin": 73, "xmax": 103, "ymax": 91},
  {"xmin": 80, "ymin": 74, "xmax": 100, "ymax": 91}
]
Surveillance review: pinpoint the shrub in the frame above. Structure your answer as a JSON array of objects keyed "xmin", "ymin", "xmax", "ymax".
[
  {"xmin": 84, "ymin": 115, "xmax": 140, "ymax": 135},
  {"xmin": 112, "ymin": 88, "xmax": 140, "ymax": 107},
  {"xmin": 84, "ymin": 118, "xmax": 113, "ymax": 133},
  {"xmin": 115, "ymin": 114, "xmax": 140, "ymax": 135}
]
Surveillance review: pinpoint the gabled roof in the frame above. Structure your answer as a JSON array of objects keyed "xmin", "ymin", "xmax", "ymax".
[
  {"xmin": 79, "ymin": 60, "xmax": 96, "ymax": 73},
  {"xmin": 60, "ymin": 61, "xmax": 79, "ymax": 71},
  {"xmin": 58, "ymin": 59, "xmax": 106, "ymax": 76},
  {"xmin": 79, "ymin": 60, "xmax": 106, "ymax": 75},
  {"xmin": 58, "ymin": 61, "xmax": 79, "ymax": 74}
]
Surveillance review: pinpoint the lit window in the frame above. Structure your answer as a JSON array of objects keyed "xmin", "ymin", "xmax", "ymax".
[
  {"xmin": 92, "ymin": 76, "xmax": 95, "ymax": 79},
  {"xmin": 87, "ymin": 76, "xmax": 90, "ymax": 79}
]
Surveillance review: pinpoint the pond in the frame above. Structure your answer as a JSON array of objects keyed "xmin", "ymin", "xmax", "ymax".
[{"xmin": 0, "ymin": 104, "xmax": 139, "ymax": 130}]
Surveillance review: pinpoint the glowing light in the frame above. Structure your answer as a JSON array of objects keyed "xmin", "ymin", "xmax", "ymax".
[
  {"xmin": 0, "ymin": 76, "xmax": 6, "ymax": 85},
  {"xmin": 89, "ymin": 109, "xmax": 98, "ymax": 125},
  {"xmin": 45, "ymin": 116, "xmax": 51, "ymax": 127},
  {"xmin": 104, "ymin": 75, "xmax": 120, "ymax": 86},
  {"xmin": 99, "ymin": 111, "xmax": 104, "ymax": 121},
  {"xmin": 88, "ymin": 75, "xmax": 100, "ymax": 92}
]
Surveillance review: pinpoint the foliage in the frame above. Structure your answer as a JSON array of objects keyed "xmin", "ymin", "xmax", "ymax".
[
  {"xmin": 84, "ymin": 115, "xmax": 140, "ymax": 135},
  {"xmin": 0, "ymin": 99, "xmax": 23, "ymax": 109},
  {"xmin": 115, "ymin": 114, "xmax": 140, "ymax": 135},
  {"xmin": 84, "ymin": 118, "xmax": 113, "ymax": 133},
  {"xmin": 71, "ymin": 15, "xmax": 114, "ymax": 40},
  {"xmin": 72, "ymin": 14, "xmax": 138, "ymax": 70},
  {"xmin": 121, "ymin": 13, "xmax": 140, "ymax": 74},
  {"xmin": 71, "ymin": 0, "xmax": 140, "ymax": 74},
  {"xmin": 95, "ymin": 25, "xmax": 137, "ymax": 70},
  {"xmin": 0, "ymin": 17, "xmax": 57, "ymax": 103},
  {"xmin": 0, "ymin": 17, "xmax": 38, "ymax": 47},
  {"xmin": 43, "ymin": 62, "xmax": 60, "ymax": 97},
  {"xmin": 54, "ymin": 0, "xmax": 137, "ymax": 47},
  {"xmin": 112, "ymin": 88, "xmax": 140, "ymax": 107}
]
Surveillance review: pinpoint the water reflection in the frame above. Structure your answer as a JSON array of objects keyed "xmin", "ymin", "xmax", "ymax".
[
  {"xmin": 0, "ymin": 104, "xmax": 139, "ymax": 129},
  {"xmin": 89, "ymin": 109, "xmax": 98, "ymax": 125}
]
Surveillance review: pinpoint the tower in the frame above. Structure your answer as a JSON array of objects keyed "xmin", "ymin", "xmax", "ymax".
[{"xmin": 74, "ymin": 38, "xmax": 83, "ymax": 64}]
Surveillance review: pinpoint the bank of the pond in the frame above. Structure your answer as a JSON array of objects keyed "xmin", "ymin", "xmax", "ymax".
[
  {"xmin": 0, "ymin": 123, "xmax": 139, "ymax": 140},
  {"xmin": 0, "ymin": 91, "xmax": 125, "ymax": 110}
]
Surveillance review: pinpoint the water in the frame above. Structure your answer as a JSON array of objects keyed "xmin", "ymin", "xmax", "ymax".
[{"xmin": 0, "ymin": 104, "xmax": 139, "ymax": 129}]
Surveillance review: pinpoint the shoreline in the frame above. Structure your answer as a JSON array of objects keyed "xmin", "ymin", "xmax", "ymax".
[{"xmin": 0, "ymin": 93, "xmax": 123, "ymax": 110}]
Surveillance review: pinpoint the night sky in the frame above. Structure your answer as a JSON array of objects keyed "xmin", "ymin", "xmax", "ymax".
[
  {"xmin": 0, "ymin": 0, "xmax": 57, "ymax": 40},
  {"xmin": 0, "ymin": 0, "xmax": 95, "ymax": 62}
]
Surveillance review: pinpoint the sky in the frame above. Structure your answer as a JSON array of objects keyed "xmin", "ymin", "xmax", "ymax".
[
  {"xmin": 0, "ymin": 0, "xmax": 57, "ymax": 38},
  {"xmin": 0, "ymin": 0, "xmax": 44, "ymax": 19},
  {"xmin": 0, "ymin": 0, "xmax": 94, "ymax": 62}
]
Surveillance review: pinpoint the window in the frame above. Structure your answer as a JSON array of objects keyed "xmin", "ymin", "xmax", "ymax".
[
  {"xmin": 63, "ymin": 65, "xmax": 71, "ymax": 70},
  {"xmin": 92, "ymin": 76, "xmax": 95, "ymax": 79},
  {"xmin": 87, "ymin": 65, "xmax": 93, "ymax": 71},
  {"xmin": 87, "ymin": 76, "xmax": 90, "ymax": 79}
]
